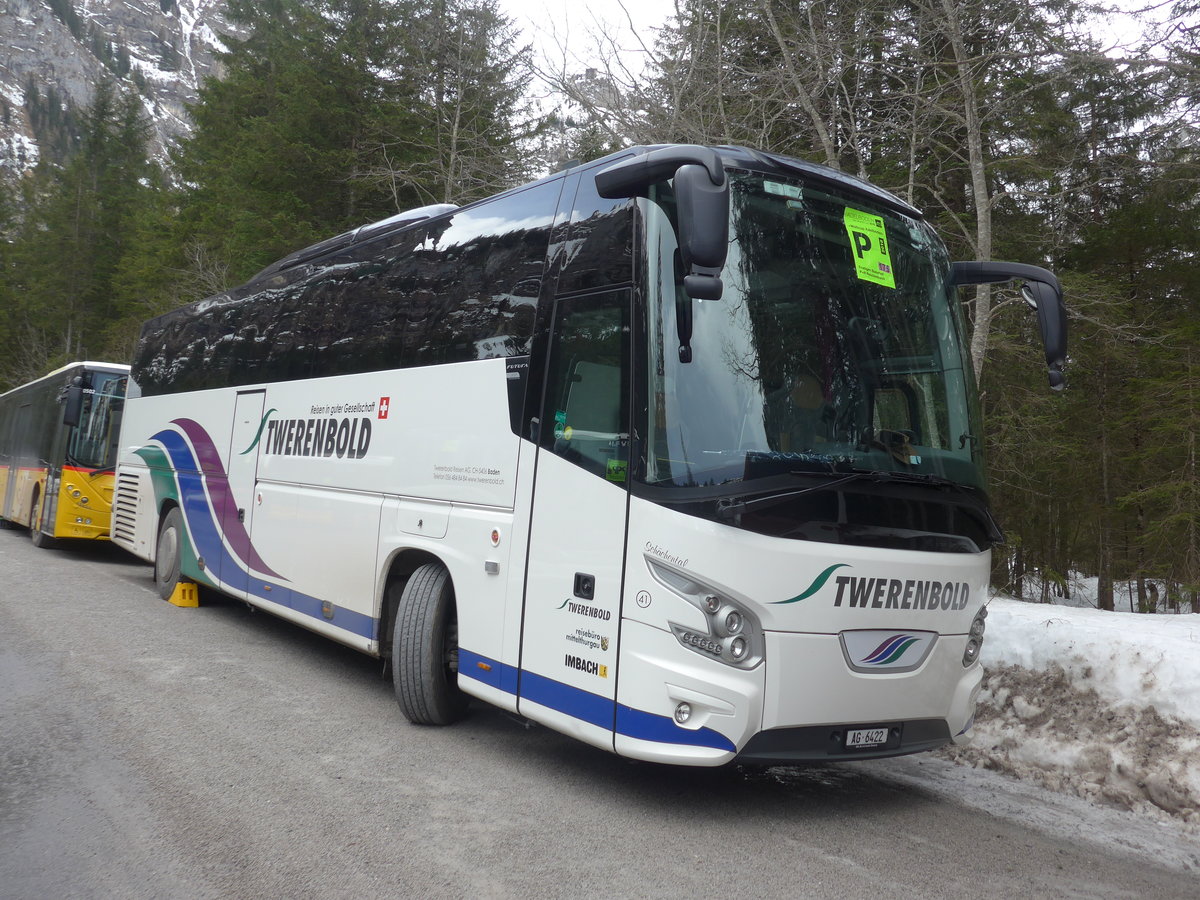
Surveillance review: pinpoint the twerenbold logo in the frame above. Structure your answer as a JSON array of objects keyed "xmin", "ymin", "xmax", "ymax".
[
  {"xmin": 773, "ymin": 564, "xmax": 971, "ymax": 611},
  {"xmin": 860, "ymin": 634, "xmax": 920, "ymax": 666}
]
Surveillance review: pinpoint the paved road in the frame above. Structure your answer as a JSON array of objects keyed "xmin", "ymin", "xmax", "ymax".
[{"xmin": 1, "ymin": 527, "xmax": 1197, "ymax": 899}]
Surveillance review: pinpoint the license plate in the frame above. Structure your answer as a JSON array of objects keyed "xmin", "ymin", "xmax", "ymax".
[{"xmin": 845, "ymin": 727, "xmax": 889, "ymax": 749}]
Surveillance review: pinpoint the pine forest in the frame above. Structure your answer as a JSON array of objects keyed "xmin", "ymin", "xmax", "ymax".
[{"xmin": 1, "ymin": 0, "xmax": 1198, "ymax": 611}]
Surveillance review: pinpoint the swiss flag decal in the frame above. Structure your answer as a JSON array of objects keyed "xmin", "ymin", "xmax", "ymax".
[{"xmin": 378, "ymin": 397, "xmax": 390, "ymax": 420}]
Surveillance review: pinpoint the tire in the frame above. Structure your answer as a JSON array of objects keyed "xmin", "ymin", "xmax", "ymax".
[
  {"xmin": 29, "ymin": 489, "xmax": 58, "ymax": 549},
  {"xmin": 155, "ymin": 507, "xmax": 184, "ymax": 600},
  {"xmin": 391, "ymin": 563, "xmax": 469, "ymax": 725}
]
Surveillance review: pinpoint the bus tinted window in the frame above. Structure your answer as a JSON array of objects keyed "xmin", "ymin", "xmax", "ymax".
[{"xmin": 133, "ymin": 179, "xmax": 562, "ymax": 396}]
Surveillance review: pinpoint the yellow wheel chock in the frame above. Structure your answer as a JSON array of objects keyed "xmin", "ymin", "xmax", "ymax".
[{"xmin": 167, "ymin": 581, "xmax": 200, "ymax": 608}]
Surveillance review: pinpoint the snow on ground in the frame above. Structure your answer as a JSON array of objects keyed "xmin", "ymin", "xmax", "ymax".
[{"xmin": 942, "ymin": 597, "xmax": 1200, "ymax": 823}]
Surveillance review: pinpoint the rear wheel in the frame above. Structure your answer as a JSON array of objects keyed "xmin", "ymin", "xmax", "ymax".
[
  {"xmin": 391, "ymin": 563, "xmax": 469, "ymax": 725},
  {"xmin": 155, "ymin": 508, "xmax": 183, "ymax": 600}
]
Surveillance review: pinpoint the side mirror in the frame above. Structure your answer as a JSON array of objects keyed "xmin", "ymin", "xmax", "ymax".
[
  {"xmin": 62, "ymin": 377, "xmax": 85, "ymax": 427},
  {"xmin": 1022, "ymin": 280, "xmax": 1067, "ymax": 390},
  {"xmin": 596, "ymin": 146, "xmax": 729, "ymax": 300},
  {"xmin": 673, "ymin": 163, "xmax": 728, "ymax": 300},
  {"xmin": 952, "ymin": 261, "xmax": 1068, "ymax": 391}
]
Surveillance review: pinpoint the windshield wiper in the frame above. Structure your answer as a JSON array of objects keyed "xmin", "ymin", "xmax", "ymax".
[{"xmin": 715, "ymin": 469, "xmax": 967, "ymax": 521}]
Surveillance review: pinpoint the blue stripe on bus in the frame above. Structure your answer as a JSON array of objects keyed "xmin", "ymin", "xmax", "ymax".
[
  {"xmin": 458, "ymin": 649, "xmax": 520, "ymax": 694},
  {"xmin": 153, "ymin": 429, "xmax": 377, "ymax": 641},
  {"xmin": 458, "ymin": 650, "xmax": 735, "ymax": 753},
  {"xmin": 272, "ymin": 584, "xmax": 377, "ymax": 639},
  {"xmin": 615, "ymin": 704, "xmax": 736, "ymax": 752},
  {"xmin": 154, "ymin": 430, "xmax": 251, "ymax": 590},
  {"xmin": 517, "ymin": 669, "xmax": 616, "ymax": 731}
]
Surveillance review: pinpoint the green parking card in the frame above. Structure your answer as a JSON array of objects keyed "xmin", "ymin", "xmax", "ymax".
[{"xmin": 843, "ymin": 207, "xmax": 896, "ymax": 289}]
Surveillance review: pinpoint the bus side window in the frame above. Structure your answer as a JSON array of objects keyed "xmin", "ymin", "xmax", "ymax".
[{"xmin": 541, "ymin": 290, "xmax": 630, "ymax": 484}]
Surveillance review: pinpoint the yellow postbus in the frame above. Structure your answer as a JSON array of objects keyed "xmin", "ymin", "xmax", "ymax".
[{"xmin": 0, "ymin": 361, "xmax": 129, "ymax": 547}]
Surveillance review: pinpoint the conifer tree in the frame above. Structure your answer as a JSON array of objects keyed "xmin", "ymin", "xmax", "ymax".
[{"xmin": 0, "ymin": 81, "xmax": 156, "ymax": 386}]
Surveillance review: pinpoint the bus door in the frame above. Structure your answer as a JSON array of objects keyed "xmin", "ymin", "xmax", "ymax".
[
  {"xmin": 518, "ymin": 289, "xmax": 631, "ymax": 751},
  {"xmin": 221, "ymin": 390, "xmax": 271, "ymax": 600}
]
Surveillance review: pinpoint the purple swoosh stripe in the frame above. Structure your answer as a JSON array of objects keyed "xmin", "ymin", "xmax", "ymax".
[
  {"xmin": 864, "ymin": 635, "xmax": 911, "ymax": 664},
  {"xmin": 171, "ymin": 417, "xmax": 283, "ymax": 580}
]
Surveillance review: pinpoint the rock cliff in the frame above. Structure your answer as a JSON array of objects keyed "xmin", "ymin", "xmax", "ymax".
[{"xmin": 0, "ymin": 0, "xmax": 234, "ymax": 175}]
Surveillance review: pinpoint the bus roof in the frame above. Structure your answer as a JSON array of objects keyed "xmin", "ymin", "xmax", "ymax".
[
  {"xmin": 0, "ymin": 361, "xmax": 129, "ymax": 400},
  {"xmin": 141, "ymin": 144, "xmax": 922, "ymax": 337}
]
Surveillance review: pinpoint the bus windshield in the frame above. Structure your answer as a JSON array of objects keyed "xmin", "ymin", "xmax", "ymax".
[
  {"xmin": 66, "ymin": 371, "xmax": 127, "ymax": 470},
  {"xmin": 643, "ymin": 171, "xmax": 984, "ymax": 496}
]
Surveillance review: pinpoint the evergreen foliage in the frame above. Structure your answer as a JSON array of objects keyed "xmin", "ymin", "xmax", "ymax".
[
  {"xmin": 0, "ymin": 81, "xmax": 157, "ymax": 385},
  {"xmin": 168, "ymin": 0, "xmax": 534, "ymax": 286},
  {"xmin": 46, "ymin": 0, "xmax": 83, "ymax": 40},
  {"xmin": 23, "ymin": 81, "xmax": 81, "ymax": 165}
]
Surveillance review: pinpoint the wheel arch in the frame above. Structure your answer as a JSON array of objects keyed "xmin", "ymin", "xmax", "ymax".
[{"xmin": 378, "ymin": 548, "xmax": 451, "ymax": 659}]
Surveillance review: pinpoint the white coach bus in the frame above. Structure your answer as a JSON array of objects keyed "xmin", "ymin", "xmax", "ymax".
[{"xmin": 113, "ymin": 145, "xmax": 1066, "ymax": 765}]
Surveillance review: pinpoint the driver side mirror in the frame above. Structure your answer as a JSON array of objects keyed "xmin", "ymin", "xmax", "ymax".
[
  {"xmin": 596, "ymin": 145, "xmax": 729, "ymax": 300},
  {"xmin": 62, "ymin": 377, "xmax": 85, "ymax": 427}
]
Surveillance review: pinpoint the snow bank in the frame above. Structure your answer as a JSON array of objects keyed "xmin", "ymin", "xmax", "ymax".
[{"xmin": 942, "ymin": 598, "xmax": 1200, "ymax": 821}]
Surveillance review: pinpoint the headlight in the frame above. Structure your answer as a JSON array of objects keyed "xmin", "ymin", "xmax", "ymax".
[
  {"xmin": 723, "ymin": 610, "xmax": 743, "ymax": 635},
  {"xmin": 729, "ymin": 636, "xmax": 748, "ymax": 660},
  {"xmin": 962, "ymin": 606, "xmax": 988, "ymax": 667},
  {"xmin": 648, "ymin": 560, "xmax": 764, "ymax": 669}
]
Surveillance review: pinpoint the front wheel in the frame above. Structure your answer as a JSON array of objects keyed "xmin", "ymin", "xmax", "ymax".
[
  {"xmin": 391, "ymin": 563, "xmax": 469, "ymax": 725},
  {"xmin": 155, "ymin": 508, "xmax": 184, "ymax": 600},
  {"xmin": 30, "ymin": 489, "xmax": 58, "ymax": 549}
]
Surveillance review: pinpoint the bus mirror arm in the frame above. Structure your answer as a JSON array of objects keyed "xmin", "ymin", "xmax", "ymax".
[{"xmin": 951, "ymin": 261, "xmax": 1067, "ymax": 391}]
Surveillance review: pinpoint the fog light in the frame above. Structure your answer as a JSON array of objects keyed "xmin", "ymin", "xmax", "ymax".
[
  {"xmin": 79, "ymin": 496, "xmax": 89, "ymax": 505},
  {"xmin": 729, "ymin": 636, "xmax": 747, "ymax": 660},
  {"xmin": 724, "ymin": 610, "xmax": 743, "ymax": 635},
  {"xmin": 703, "ymin": 594, "xmax": 721, "ymax": 613},
  {"xmin": 673, "ymin": 702, "xmax": 692, "ymax": 724}
]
